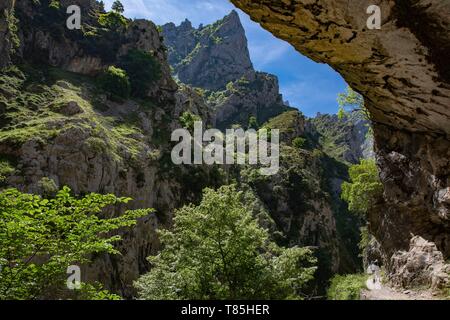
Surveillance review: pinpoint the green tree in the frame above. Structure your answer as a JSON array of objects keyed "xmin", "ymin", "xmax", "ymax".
[
  {"xmin": 341, "ymin": 159, "xmax": 383, "ymax": 216},
  {"xmin": 179, "ymin": 111, "xmax": 201, "ymax": 131},
  {"xmin": 120, "ymin": 49, "xmax": 162, "ymax": 97},
  {"xmin": 135, "ymin": 185, "xmax": 317, "ymax": 300},
  {"xmin": 0, "ymin": 187, "xmax": 152, "ymax": 299},
  {"xmin": 337, "ymin": 86, "xmax": 369, "ymax": 120},
  {"xmin": 292, "ymin": 137, "xmax": 306, "ymax": 149},
  {"xmin": 111, "ymin": 0, "xmax": 124, "ymax": 13},
  {"xmin": 98, "ymin": 66, "xmax": 131, "ymax": 99},
  {"xmin": 98, "ymin": 11, "xmax": 128, "ymax": 30}
]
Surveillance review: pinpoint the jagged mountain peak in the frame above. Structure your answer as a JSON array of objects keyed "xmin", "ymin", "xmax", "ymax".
[{"xmin": 161, "ymin": 10, "xmax": 253, "ymax": 90}]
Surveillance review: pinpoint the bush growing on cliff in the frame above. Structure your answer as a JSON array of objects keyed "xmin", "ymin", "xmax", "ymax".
[
  {"xmin": 341, "ymin": 159, "xmax": 383, "ymax": 216},
  {"xmin": 292, "ymin": 137, "xmax": 307, "ymax": 149},
  {"xmin": 120, "ymin": 49, "xmax": 162, "ymax": 98},
  {"xmin": 337, "ymin": 86, "xmax": 367, "ymax": 119},
  {"xmin": 98, "ymin": 66, "xmax": 131, "ymax": 99},
  {"xmin": 111, "ymin": 0, "xmax": 125, "ymax": 13},
  {"xmin": 135, "ymin": 185, "xmax": 317, "ymax": 300},
  {"xmin": 179, "ymin": 111, "xmax": 201, "ymax": 131},
  {"xmin": 98, "ymin": 11, "xmax": 128, "ymax": 31},
  {"xmin": 0, "ymin": 187, "xmax": 152, "ymax": 300}
]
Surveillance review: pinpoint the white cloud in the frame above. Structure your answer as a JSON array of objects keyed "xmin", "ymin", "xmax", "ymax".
[
  {"xmin": 249, "ymin": 41, "xmax": 291, "ymax": 68},
  {"xmin": 104, "ymin": 0, "xmax": 234, "ymax": 26}
]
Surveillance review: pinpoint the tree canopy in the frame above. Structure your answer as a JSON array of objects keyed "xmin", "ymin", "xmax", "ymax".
[
  {"xmin": 120, "ymin": 49, "xmax": 162, "ymax": 98},
  {"xmin": 111, "ymin": 1, "xmax": 125, "ymax": 14},
  {"xmin": 341, "ymin": 159, "xmax": 383, "ymax": 216},
  {"xmin": 337, "ymin": 86, "xmax": 369, "ymax": 120},
  {"xmin": 135, "ymin": 185, "xmax": 317, "ymax": 300},
  {"xmin": 0, "ymin": 187, "xmax": 152, "ymax": 299}
]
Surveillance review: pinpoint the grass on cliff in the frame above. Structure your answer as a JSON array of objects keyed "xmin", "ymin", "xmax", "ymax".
[{"xmin": 0, "ymin": 64, "xmax": 147, "ymax": 165}]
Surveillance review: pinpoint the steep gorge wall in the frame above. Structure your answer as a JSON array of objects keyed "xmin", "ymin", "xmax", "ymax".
[
  {"xmin": 0, "ymin": 0, "xmax": 14, "ymax": 68},
  {"xmin": 230, "ymin": 0, "xmax": 450, "ymax": 284}
]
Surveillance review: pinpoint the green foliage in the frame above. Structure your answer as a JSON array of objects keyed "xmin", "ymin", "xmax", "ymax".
[
  {"xmin": 341, "ymin": 159, "xmax": 383, "ymax": 216},
  {"xmin": 263, "ymin": 111, "xmax": 301, "ymax": 138},
  {"xmin": 337, "ymin": 86, "xmax": 369, "ymax": 120},
  {"xmin": 337, "ymin": 107, "xmax": 346, "ymax": 120},
  {"xmin": 179, "ymin": 111, "xmax": 201, "ymax": 131},
  {"xmin": 111, "ymin": 0, "xmax": 125, "ymax": 13},
  {"xmin": 75, "ymin": 283, "xmax": 121, "ymax": 300},
  {"xmin": 0, "ymin": 187, "xmax": 152, "ymax": 299},
  {"xmin": 98, "ymin": 66, "xmax": 131, "ymax": 99},
  {"xmin": 327, "ymin": 274, "xmax": 368, "ymax": 300},
  {"xmin": 37, "ymin": 177, "xmax": 58, "ymax": 197},
  {"xmin": 0, "ymin": 159, "xmax": 15, "ymax": 184},
  {"xmin": 119, "ymin": 49, "xmax": 161, "ymax": 97},
  {"xmin": 194, "ymin": 87, "xmax": 206, "ymax": 97},
  {"xmin": 135, "ymin": 185, "xmax": 317, "ymax": 300},
  {"xmin": 226, "ymin": 81, "xmax": 235, "ymax": 92},
  {"xmin": 358, "ymin": 226, "xmax": 371, "ymax": 256},
  {"xmin": 292, "ymin": 137, "xmax": 306, "ymax": 149},
  {"xmin": 6, "ymin": 9, "xmax": 20, "ymax": 54},
  {"xmin": 98, "ymin": 11, "xmax": 128, "ymax": 30},
  {"xmin": 48, "ymin": 0, "xmax": 61, "ymax": 10}
]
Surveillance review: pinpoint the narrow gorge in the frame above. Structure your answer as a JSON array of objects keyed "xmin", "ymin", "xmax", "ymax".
[{"xmin": 0, "ymin": 0, "xmax": 448, "ymax": 300}]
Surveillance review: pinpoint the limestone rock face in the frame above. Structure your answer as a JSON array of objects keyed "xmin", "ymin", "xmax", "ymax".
[
  {"xmin": 310, "ymin": 112, "xmax": 374, "ymax": 164},
  {"xmin": 13, "ymin": 0, "xmax": 176, "ymax": 95},
  {"xmin": 162, "ymin": 10, "xmax": 253, "ymax": 90},
  {"xmin": 162, "ymin": 11, "xmax": 292, "ymax": 129},
  {"xmin": 231, "ymin": 0, "xmax": 450, "ymax": 287},
  {"xmin": 210, "ymin": 71, "xmax": 291, "ymax": 130},
  {"xmin": 390, "ymin": 236, "xmax": 450, "ymax": 291},
  {"xmin": 0, "ymin": 0, "xmax": 215, "ymax": 297},
  {"xmin": 0, "ymin": 70, "xmax": 215, "ymax": 297}
]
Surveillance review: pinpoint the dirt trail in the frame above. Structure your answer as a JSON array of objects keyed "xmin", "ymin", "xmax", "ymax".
[{"xmin": 361, "ymin": 276, "xmax": 438, "ymax": 300}]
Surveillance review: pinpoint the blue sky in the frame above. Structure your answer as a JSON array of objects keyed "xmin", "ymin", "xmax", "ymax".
[{"xmin": 103, "ymin": 0, "xmax": 348, "ymax": 117}]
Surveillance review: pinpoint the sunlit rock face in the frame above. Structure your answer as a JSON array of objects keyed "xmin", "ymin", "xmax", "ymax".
[
  {"xmin": 231, "ymin": 0, "xmax": 450, "ymax": 286},
  {"xmin": 161, "ymin": 10, "xmax": 254, "ymax": 91}
]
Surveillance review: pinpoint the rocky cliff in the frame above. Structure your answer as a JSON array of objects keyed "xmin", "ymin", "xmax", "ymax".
[
  {"xmin": 310, "ymin": 111, "xmax": 374, "ymax": 164},
  {"xmin": 0, "ymin": 1, "xmax": 365, "ymax": 297},
  {"xmin": 161, "ymin": 10, "xmax": 253, "ymax": 91},
  {"xmin": 208, "ymin": 71, "xmax": 292, "ymax": 130},
  {"xmin": 0, "ymin": 0, "xmax": 223, "ymax": 297},
  {"xmin": 162, "ymin": 11, "xmax": 292, "ymax": 132},
  {"xmin": 231, "ymin": 0, "xmax": 450, "ymax": 290}
]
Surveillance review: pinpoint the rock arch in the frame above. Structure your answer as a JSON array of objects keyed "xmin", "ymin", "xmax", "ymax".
[{"xmin": 230, "ymin": 0, "xmax": 450, "ymax": 269}]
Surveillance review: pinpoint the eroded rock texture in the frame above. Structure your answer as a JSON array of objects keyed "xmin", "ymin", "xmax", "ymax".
[
  {"xmin": 230, "ymin": 0, "xmax": 450, "ymax": 286},
  {"xmin": 162, "ymin": 10, "xmax": 253, "ymax": 90}
]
